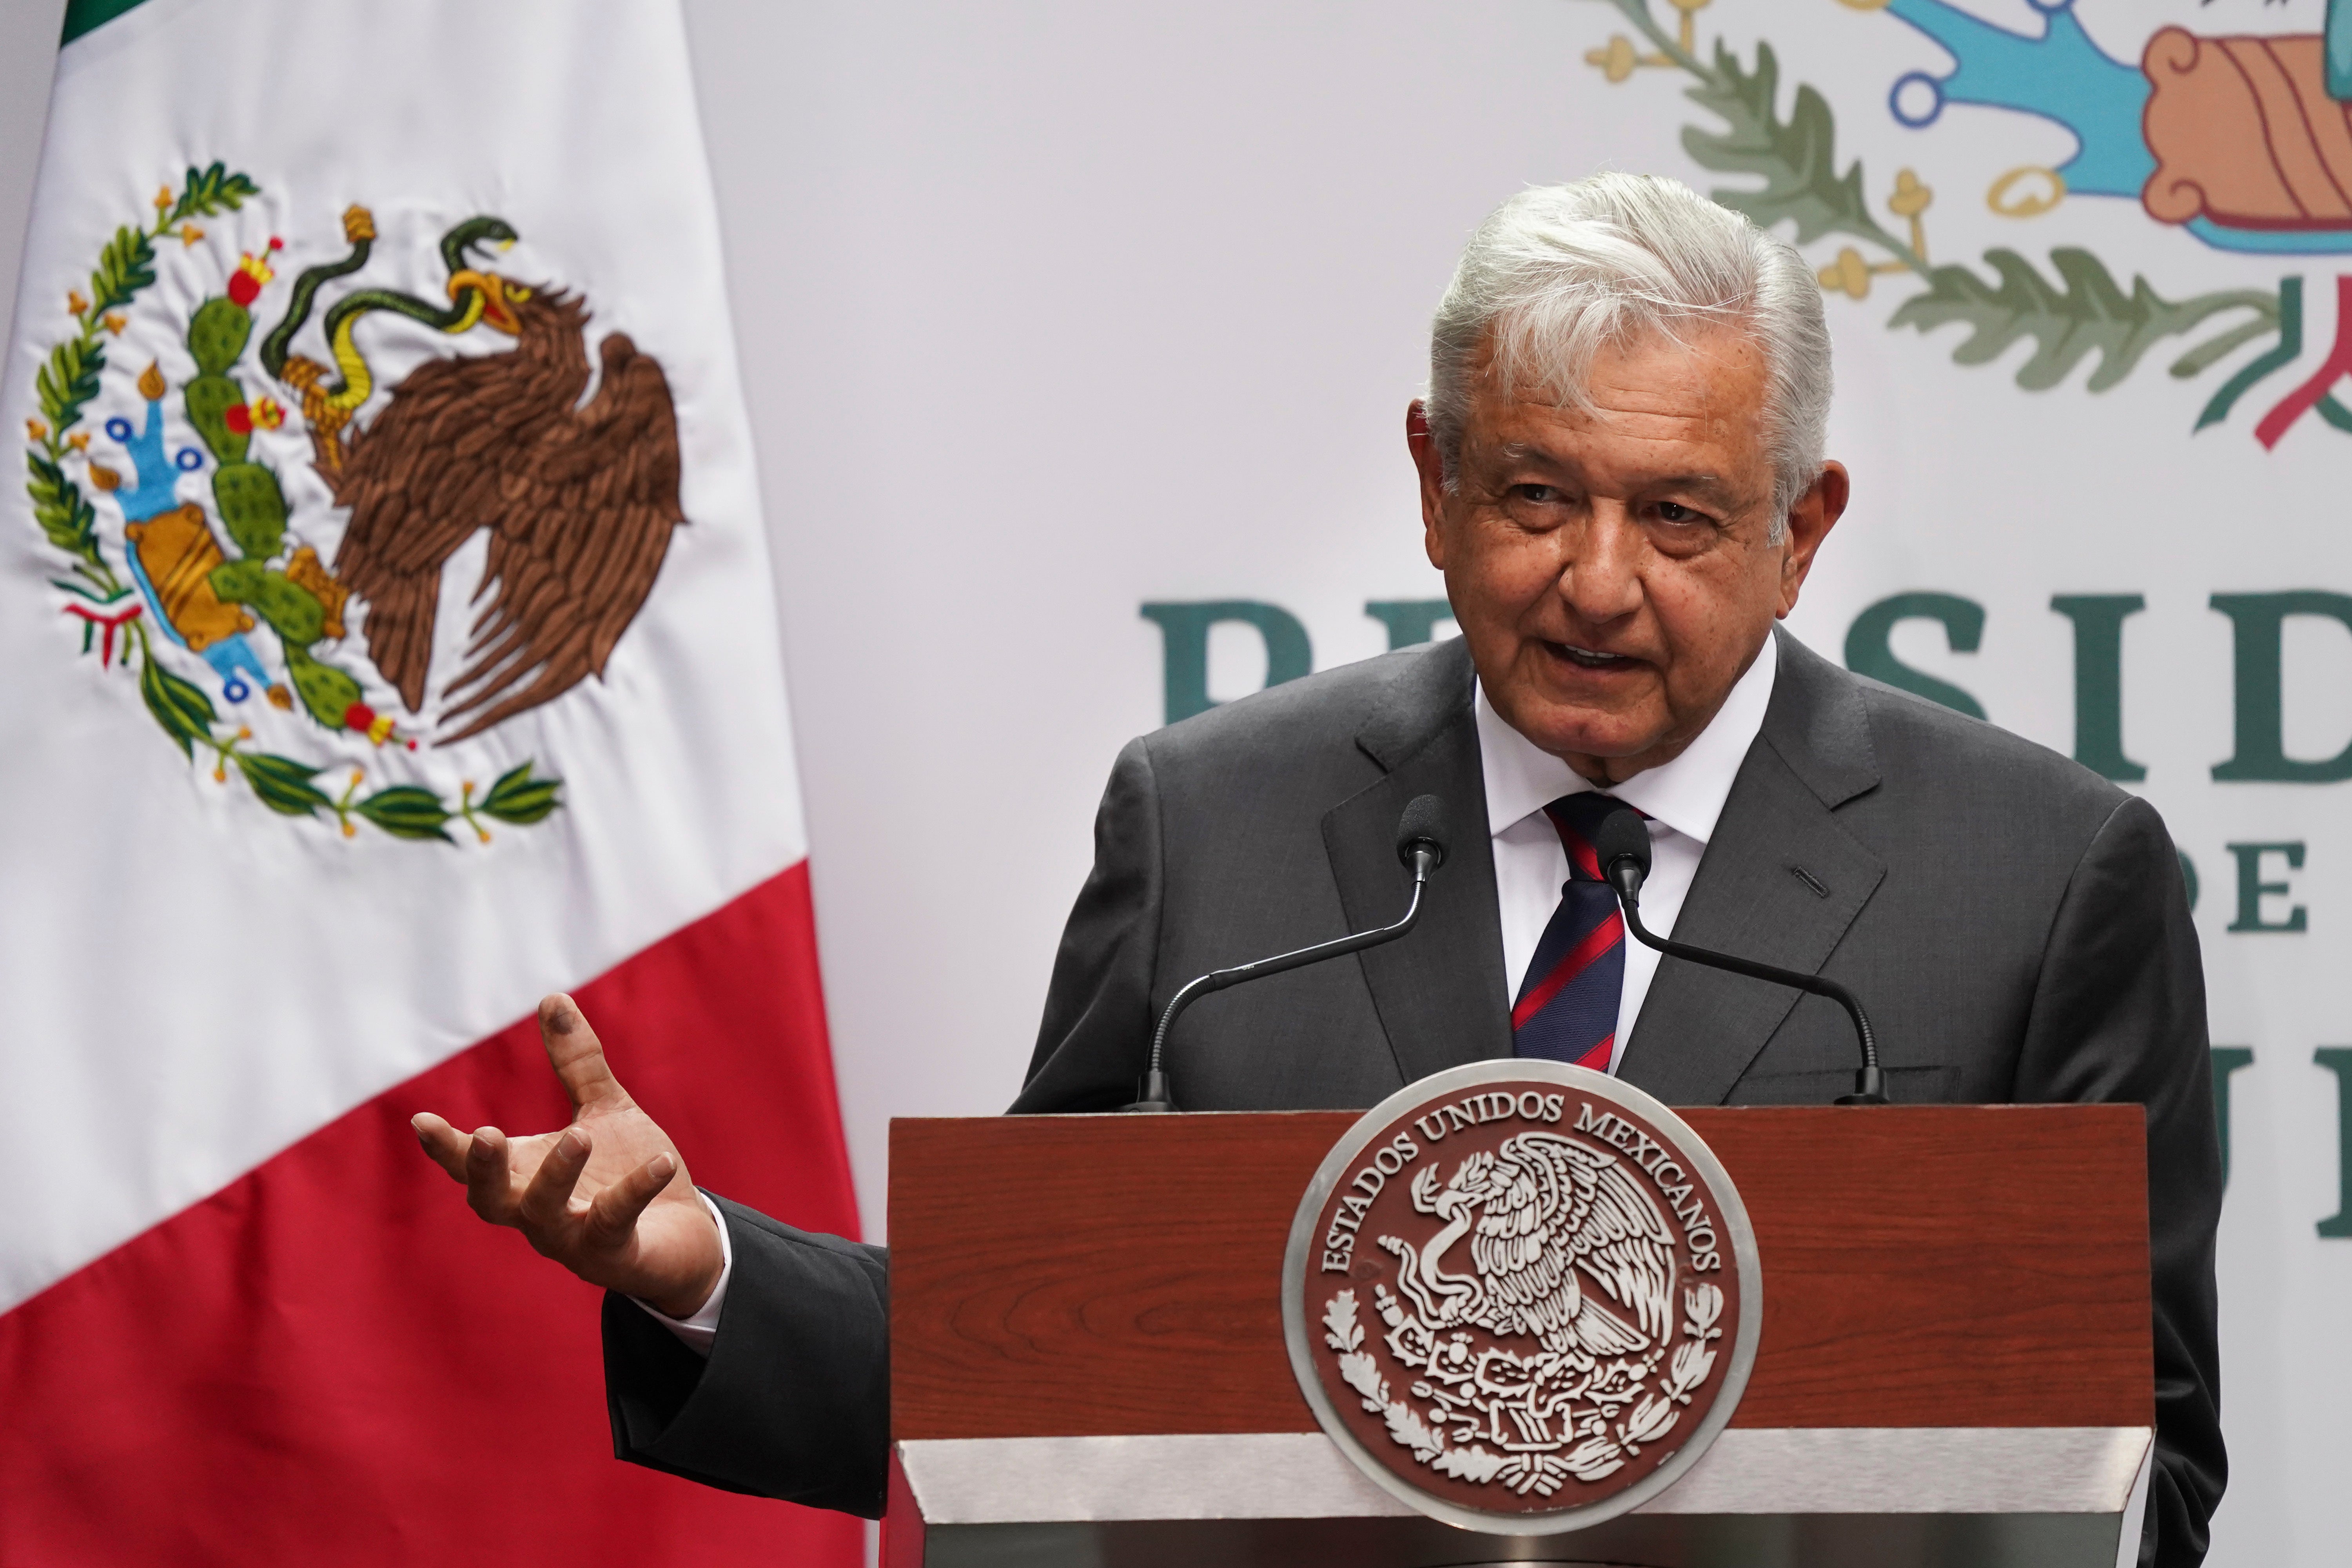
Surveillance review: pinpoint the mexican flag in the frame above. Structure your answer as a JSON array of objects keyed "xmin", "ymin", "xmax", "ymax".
[{"xmin": 0, "ymin": 0, "xmax": 859, "ymax": 1560}]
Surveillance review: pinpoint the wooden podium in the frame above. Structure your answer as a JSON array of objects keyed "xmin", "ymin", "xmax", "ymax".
[{"xmin": 883, "ymin": 1105, "xmax": 2154, "ymax": 1568}]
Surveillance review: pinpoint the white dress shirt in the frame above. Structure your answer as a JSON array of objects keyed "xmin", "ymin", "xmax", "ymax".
[
  {"xmin": 634, "ymin": 1191, "xmax": 732, "ymax": 1352},
  {"xmin": 1477, "ymin": 630, "xmax": 1778, "ymax": 1073},
  {"xmin": 643, "ymin": 632, "xmax": 1780, "ymax": 1350}
]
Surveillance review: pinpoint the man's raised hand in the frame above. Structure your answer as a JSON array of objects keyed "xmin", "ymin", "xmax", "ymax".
[{"xmin": 411, "ymin": 994, "xmax": 724, "ymax": 1319}]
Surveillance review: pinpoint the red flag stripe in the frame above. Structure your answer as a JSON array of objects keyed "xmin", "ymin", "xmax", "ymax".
[
  {"xmin": 0, "ymin": 862, "xmax": 862, "ymax": 1566},
  {"xmin": 1511, "ymin": 908, "xmax": 1624, "ymax": 1029}
]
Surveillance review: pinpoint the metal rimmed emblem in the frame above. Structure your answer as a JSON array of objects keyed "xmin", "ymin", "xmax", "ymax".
[{"xmin": 1282, "ymin": 1061, "xmax": 1761, "ymax": 1534}]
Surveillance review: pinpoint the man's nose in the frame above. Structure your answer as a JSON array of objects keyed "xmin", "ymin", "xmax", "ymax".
[{"xmin": 1554, "ymin": 509, "xmax": 1645, "ymax": 624}]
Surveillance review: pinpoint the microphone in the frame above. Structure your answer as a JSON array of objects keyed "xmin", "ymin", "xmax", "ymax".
[
  {"xmin": 1588, "ymin": 804, "xmax": 1889, "ymax": 1106},
  {"xmin": 1121, "ymin": 795, "xmax": 1450, "ymax": 1113}
]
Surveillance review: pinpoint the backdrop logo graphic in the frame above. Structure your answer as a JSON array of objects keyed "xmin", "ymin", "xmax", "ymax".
[
  {"xmin": 20, "ymin": 163, "xmax": 686, "ymax": 841},
  {"xmin": 1581, "ymin": 0, "xmax": 2352, "ymax": 448},
  {"xmin": 1283, "ymin": 1061, "xmax": 1760, "ymax": 1533}
]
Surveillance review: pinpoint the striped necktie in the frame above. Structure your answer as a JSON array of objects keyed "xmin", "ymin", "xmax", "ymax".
[{"xmin": 1511, "ymin": 792, "xmax": 1629, "ymax": 1072}]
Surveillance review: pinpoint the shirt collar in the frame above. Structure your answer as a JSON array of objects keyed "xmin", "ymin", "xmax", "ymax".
[{"xmin": 1473, "ymin": 629, "xmax": 1779, "ymax": 848}]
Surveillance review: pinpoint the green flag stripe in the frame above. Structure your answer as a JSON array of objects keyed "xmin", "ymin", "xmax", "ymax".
[{"xmin": 62, "ymin": 0, "xmax": 152, "ymax": 45}]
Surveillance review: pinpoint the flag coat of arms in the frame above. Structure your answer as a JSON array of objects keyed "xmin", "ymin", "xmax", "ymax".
[{"xmin": 0, "ymin": 0, "xmax": 860, "ymax": 1559}]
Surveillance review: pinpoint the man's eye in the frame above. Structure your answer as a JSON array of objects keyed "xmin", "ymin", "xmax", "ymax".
[
  {"xmin": 1512, "ymin": 484, "xmax": 1563, "ymax": 504},
  {"xmin": 1655, "ymin": 501, "xmax": 1702, "ymax": 524}
]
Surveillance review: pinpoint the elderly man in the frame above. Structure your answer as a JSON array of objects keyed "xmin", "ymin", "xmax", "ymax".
[{"xmin": 413, "ymin": 174, "xmax": 2224, "ymax": 1563}]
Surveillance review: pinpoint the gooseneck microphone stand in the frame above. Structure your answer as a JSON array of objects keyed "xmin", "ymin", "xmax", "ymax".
[
  {"xmin": 1590, "ymin": 808, "xmax": 1889, "ymax": 1106},
  {"xmin": 1122, "ymin": 796, "xmax": 1448, "ymax": 1113}
]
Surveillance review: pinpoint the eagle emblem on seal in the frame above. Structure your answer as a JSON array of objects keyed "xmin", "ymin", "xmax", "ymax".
[
  {"xmin": 1387, "ymin": 1133, "xmax": 1675, "ymax": 1361},
  {"xmin": 1291, "ymin": 1076, "xmax": 1749, "ymax": 1520}
]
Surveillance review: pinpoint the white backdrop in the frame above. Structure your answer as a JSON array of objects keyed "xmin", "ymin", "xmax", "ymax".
[{"xmin": 6, "ymin": 2, "xmax": 2345, "ymax": 1561}]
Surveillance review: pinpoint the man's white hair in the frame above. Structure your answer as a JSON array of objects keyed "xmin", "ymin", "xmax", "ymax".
[{"xmin": 1426, "ymin": 172, "xmax": 1832, "ymax": 540}]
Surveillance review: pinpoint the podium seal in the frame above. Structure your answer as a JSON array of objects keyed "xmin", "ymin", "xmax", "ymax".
[{"xmin": 1282, "ymin": 1060, "xmax": 1760, "ymax": 1534}]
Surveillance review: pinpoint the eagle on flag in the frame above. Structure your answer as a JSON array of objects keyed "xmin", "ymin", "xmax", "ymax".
[{"xmin": 267, "ymin": 208, "xmax": 686, "ymax": 743}]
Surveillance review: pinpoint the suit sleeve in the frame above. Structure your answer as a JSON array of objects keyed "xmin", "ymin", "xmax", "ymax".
[
  {"xmin": 602, "ymin": 1194, "xmax": 891, "ymax": 1516},
  {"xmin": 2010, "ymin": 795, "xmax": 2225, "ymax": 1568},
  {"xmin": 598, "ymin": 740, "xmax": 1163, "ymax": 1509},
  {"xmin": 1008, "ymin": 736, "xmax": 1166, "ymax": 1113}
]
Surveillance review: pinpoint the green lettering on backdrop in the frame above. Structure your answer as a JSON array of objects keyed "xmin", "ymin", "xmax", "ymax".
[
  {"xmin": 61, "ymin": 0, "xmax": 149, "ymax": 45},
  {"xmin": 2049, "ymin": 595, "xmax": 2146, "ymax": 781},
  {"xmin": 2211, "ymin": 592, "xmax": 2352, "ymax": 782},
  {"xmin": 1365, "ymin": 599, "xmax": 1455, "ymax": 650},
  {"xmin": 1139, "ymin": 601, "xmax": 1312, "ymax": 724},
  {"xmin": 2225, "ymin": 842, "xmax": 2308, "ymax": 932},
  {"xmin": 2211, "ymin": 1047, "xmax": 2253, "ymax": 1189},
  {"xmin": 1843, "ymin": 593, "xmax": 1987, "ymax": 718},
  {"xmin": 2317, "ymin": 1049, "xmax": 2352, "ymax": 1239}
]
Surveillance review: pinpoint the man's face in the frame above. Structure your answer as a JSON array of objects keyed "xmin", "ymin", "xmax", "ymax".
[{"xmin": 1410, "ymin": 324, "xmax": 1846, "ymax": 784}]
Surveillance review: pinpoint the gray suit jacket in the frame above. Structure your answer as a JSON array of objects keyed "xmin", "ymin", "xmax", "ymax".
[{"xmin": 603, "ymin": 630, "xmax": 2224, "ymax": 1565}]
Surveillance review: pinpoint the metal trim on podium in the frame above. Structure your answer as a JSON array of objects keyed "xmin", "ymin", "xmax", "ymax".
[{"xmin": 892, "ymin": 1426, "xmax": 2152, "ymax": 1567}]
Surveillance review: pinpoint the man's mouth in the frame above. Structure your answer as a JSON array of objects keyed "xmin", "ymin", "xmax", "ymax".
[{"xmin": 1544, "ymin": 641, "xmax": 1639, "ymax": 671}]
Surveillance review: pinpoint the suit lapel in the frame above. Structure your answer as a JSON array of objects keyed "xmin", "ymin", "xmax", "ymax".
[
  {"xmin": 1617, "ymin": 632, "xmax": 1887, "ymax": 1106},
  {"xmin": 1322, "ymin": 639, "xmax": 1513, "ymax": 1087}
]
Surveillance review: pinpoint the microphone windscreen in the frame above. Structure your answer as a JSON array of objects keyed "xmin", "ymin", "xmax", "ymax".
[
  {"xmin": 1591, "ymin": 802, "xmax": 1652, "ymax": 879},
  {"xmin": 1394, "ymin": 794, "xmax": 1448, "ymax": 869}
]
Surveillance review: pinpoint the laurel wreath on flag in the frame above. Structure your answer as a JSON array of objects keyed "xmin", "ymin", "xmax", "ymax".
[
  {"xmin": 20, "ymin": 164, "xmax": 562, "ymax": 844},
  {"xmin": 1321, "ymin": 1278, "xmax": 1723, "ymax": 1497}
]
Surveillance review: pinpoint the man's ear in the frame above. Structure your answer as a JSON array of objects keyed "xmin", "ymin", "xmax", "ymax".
[
  {"xmin": 1407, "ymin": 401, "xmax": 1448, "ymax": 568},
  {"xmin": 1775, "ymin": 459, "xmax": 1849, "ymax": 618}
]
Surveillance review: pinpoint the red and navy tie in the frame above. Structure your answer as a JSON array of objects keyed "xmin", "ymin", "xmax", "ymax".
[{"xmin": 1512, "ymin": 793, "xmax": 1629, "ymax": 1072}]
